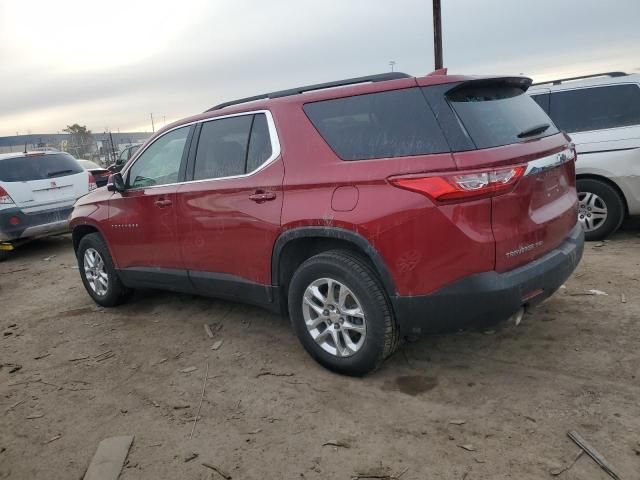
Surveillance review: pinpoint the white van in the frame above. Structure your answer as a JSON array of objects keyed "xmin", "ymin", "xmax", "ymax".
[
  {"xmin": 0, "ymin": 151, "xmax": 94, "ymax": 260},
  {"xmin": 529, "ymin": 72, "xmax": 640, "ymax": 240}
]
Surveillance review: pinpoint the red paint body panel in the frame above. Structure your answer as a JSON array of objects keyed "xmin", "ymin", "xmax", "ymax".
[
  {"xmin": 108, "ymin": 186, "xmax": 181, "ymax": 269},
  {"xmin": 175, "ymin": 159, "xmax": 284, "ymax": 284}
]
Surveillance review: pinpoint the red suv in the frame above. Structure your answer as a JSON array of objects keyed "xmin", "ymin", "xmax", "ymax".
[{"xmin": 70, "ymin": 71, "xmax": 584, "ymax": 375}]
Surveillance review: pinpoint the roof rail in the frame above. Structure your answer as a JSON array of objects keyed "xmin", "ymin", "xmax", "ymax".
[
  {"xmin": 206, "ymin": 72, "xmax": 412, "ymax": 111},
  {"xmin": 532, "ymin": 71, "xmax": 628, "ymax": 86}
]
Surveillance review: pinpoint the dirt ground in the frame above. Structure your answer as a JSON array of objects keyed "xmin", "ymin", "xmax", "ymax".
[{"xmin": 1, "ymin": 225, "xmax": 639, "ymax": 480}]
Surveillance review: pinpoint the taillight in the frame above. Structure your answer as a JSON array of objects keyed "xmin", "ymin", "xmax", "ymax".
[
  {"xmin": 0, "ymin": 186, "xmax": 16, "ymax": 205},
  {"xmin": 88, "ymin": 174, "xmax": 97, "ymax": 191},
  {"xmin": 390, "ymin": 165, "xmax": 525, "ymax": 202}
]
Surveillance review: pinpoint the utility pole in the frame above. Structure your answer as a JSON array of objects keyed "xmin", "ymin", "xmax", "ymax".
[
  {"xmin": 389, "ymin": 61, "xmax": 396, "ymax": 72},
  {"xmin": 433, "ymin": 0, "xmax": 443, "ymax": 70},
  {"xmin": 150, "ymin": 113, "xmax": 155, "ymax": 133}
]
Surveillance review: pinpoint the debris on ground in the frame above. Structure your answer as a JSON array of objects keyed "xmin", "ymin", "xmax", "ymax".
[
  {"xmin": 26, "ymin": 413, "xmax": 44, "ymax": 419},
  {"xmin": 69, "ymin": 355, "xmax": 90, "ymax": 362},
  {"xmin": 5, "ymin": 399, "xmax": 26, "ymax": 413},
  {"xmin": 569, "ymin": 289, "xmax": 608, "ymax": 296},
  {"xmin": 33, "ymin": 353, "xmax": 50, "ymax": 360},
  {"xmin": 211, "ymin": 339, "xmax": 224, "ymax": 350},
  {"xmin": 202, "ymin": 462, "xmax": 232, "ymax": 479},
  {"xmin": 351, "ymin": 466, "xmax": 408, "ymax": 479},
  {"xmin": 322, "ymin": 440, "xmax": 351, "ymax": 448},
  {"xmin": 82, "ymin": 435, "xmax": 134, "ymax": 480},
  {"xmin": 184, "ymin": 452, "xmax": 199, "ymax": 462},
  {"xmin": 189, "ymin": 361, "xmax": 209, "ymax": 439},
  {"xmin": 255, "ymin": 370, "xmax": 295, "ymax": 378},
  {"xmin": 204, "ymin": 324, "xmax": 214, "ymax": 338},
  {"xmin": 567, "ymin": 430, "xmax": 621, "ymax": 480},
  {"xmin": 621, "ymin": 293, "xmax": 627, "ymax": 303},
  {"xmin": 180, "ymin": 366, "xmax": 197, "ymax": 373},
  {"xmin": 43, "ymin": 434, "xmax": 62, "ymax": 445},
  {"xmin": 448, "ymin": 419, "xmax": 466, "ymax": 425},
  {"xmin": 43, "ymin": 255, "xmax": 56, "ymax": 261},
  {"xmin": 550, "ymin": 450, "xmax": 583, "ymax": 476},
  {"xmin": 457, "ymin": 444, "xmax": 476, "ymax": 452}
]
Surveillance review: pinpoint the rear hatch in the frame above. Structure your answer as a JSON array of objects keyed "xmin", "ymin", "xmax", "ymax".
[
  {"xmin": 445, "ymin": 78, "xmax": 578, "ymax": 272},
  {"xmin": 0, "ymin": 153, "xmax": 89, "ymax": 212}
]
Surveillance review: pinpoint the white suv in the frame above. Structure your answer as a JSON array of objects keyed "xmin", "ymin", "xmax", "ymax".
[
  {"xmin": 0, "ymin": 151, "xmax": 95, "ymax": 261},
  {"xmin": 529, "ymin": 72, "xmax": 640, "ymax": 240}
]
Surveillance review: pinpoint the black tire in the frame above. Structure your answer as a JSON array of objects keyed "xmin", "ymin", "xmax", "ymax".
[
  {"xmin": 0, "ymin": 250, "xmax": 9, "ymax": 262},
  {"xmin": 288, "ymin": 249, "xmax": 399, "ymax": 376},
  {"xmin": 577, "ymin": 178, "xmax": 625, "ymax": 241},
  {"xmin": 77, "ymin": 233, "xmax": 132, "ymax": 307}
]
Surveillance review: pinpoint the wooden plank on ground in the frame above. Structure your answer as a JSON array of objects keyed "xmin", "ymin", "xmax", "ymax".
[{"xmin": 83, "ymin": 435, "xmax": 134, "ymax": 480}]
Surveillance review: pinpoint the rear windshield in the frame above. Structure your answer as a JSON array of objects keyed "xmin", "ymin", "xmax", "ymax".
[
  {"xmin": 303, "ymin": 88, "xmax": 450, "ymax": 161},
  {"xmin": 0, "ymin": 153, "xmax": 83, "ymax": 182},
  {"xmin": 447, "ymin": 84, "xmax": 559, "ymax": 149}
]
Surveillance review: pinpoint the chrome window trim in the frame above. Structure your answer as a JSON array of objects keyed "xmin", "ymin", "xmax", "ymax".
[
  {"xmin": 524, "ymin": 148, "xmax": 574, "ymax": 176},
  {"xmin": 122, "ymin": 110, "xmax": 281, "ymax": 190}
]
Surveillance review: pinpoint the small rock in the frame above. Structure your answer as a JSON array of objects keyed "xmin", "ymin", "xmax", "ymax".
[
  {"xmin": 449, "ymin": 419, "xmax": 466, "ymax": 425},
  {"xmin": 26, "ymin": 413, "xmax": 44, "ymax": 419},
  {"xmin": 211, "ymin": 340, "xmax": 224, "ymax": 351},
  {"xmin": 458, "ymin": 444, "xmax": 476, "ymax": 452},
  {"xmin": 180, "ymin": 366, "xmax": 197, "ymax": 373}
]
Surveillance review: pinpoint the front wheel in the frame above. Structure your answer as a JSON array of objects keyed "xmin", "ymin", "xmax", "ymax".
[
  {"xmin": 577, "ymin": 178, "xmax": 625, "ymax": 241},
  {"xmin": 288, "ymin": 250, "xmax": 399, "ymax": 376},
  {"xmin": 77, "ymin": 233, "xmax": 132, "ymax": 307}
]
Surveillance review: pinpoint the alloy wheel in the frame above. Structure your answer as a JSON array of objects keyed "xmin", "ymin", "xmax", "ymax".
[
  {"xmin": 302, "ymin": 277, "xmax": 367, "ymax": 357},
  {"xmin": 83, "ymin": 248, "xmax": 109, "ymax": 296}
]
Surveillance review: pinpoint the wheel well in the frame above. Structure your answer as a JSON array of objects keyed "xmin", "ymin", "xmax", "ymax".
[
  {"xmin": 72, "ymin": 225, "xmax": 99, "ymax": 252},
  {"xmin": 275, "ymin": 237, "xmax": 391, "ymax": 312},
  {"xmin": 577, "ymin": 174, "xmax": 629, "ymax": 216}
]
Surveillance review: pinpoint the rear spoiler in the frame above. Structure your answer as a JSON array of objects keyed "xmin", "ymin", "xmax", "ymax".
[{"xmin": 444, "ymin": 76, "xmax": 533, "ymax": 96}]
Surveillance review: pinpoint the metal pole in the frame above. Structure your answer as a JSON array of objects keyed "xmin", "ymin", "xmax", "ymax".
[
  {"xmin": 433, "ymin": 0, "xmax": 443, "ymax": 70},
  {"xmin": 150, "ymin": 113, "xmax": 155, "ymax": 133}
]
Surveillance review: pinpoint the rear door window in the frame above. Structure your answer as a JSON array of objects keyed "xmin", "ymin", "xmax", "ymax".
[
  {"xmin": 193, "ymin": 113, "xmax": 273, "ymax": 180},
  {"xmin": 303, "ymin": 88, "xmax": 450, "ymax": 161},
  {"xmin": 0, "ymin": 153, "xmax": 83, "ymax": 182},
  {"xmin": 549, "ymin": 84, "xmax": 640, "ymax": 133},
  {"xmin": 446, "ymin": 83, "xmax": 559, "ymax": 149}
]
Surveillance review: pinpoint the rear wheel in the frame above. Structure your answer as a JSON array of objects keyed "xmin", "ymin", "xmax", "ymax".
[
  {"xmin": 77, "ymin": 233, "xmax": 132, "ymax": 307},
  {"xmin": 577, "ymin": 178, "xmax": 625, "ymax": 241},
  {"xmin": 0, "ymin": 250, "xmax": 9, "ymax": 262},
  {"xmin": 288, "ymin": 250, "xmax": 399, "ymax": 376}
]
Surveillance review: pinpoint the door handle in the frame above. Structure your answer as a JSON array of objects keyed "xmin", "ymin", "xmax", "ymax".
[
  {"xmin": 154, "ymin": 198, "xmax": 172, "ymax": 208},
  {"xmin": 249, "ymin": 190, "xmax": 276, "ymax": 203}
]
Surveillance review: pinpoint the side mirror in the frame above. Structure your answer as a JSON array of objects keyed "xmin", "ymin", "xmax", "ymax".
[{"xmin": 107, "ymin": 173, "xmax": 125, "ymax": 192}]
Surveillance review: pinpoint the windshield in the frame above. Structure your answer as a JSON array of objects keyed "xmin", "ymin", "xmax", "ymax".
[{"xmin": 0, "ymin": 153, "xmax": 84, "ymax": 182}]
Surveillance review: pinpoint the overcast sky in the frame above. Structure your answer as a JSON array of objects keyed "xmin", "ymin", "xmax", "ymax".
[{"xmin": 1, "ymin": 0, "xmax": 639, "ymax": 137}]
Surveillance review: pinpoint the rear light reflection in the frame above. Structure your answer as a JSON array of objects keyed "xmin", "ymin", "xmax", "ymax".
[
  {"xmin": 390, "ymin": 166, "xmax": 525, "ymax": 202},
  {"xmin": 0, "ymin": 186, "xmax": 16, "ymax": 205}
]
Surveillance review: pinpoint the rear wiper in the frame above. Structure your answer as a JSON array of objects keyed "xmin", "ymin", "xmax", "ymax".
[
  {"xmin": 47, "ymin": 169, "xmax": 74, "ymax": 178},
  {"xmin": 517, "ymin": 123, "xmax": 550, "ymax": 138}
]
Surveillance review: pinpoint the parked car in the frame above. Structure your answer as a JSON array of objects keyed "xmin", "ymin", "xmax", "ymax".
[
  {"xmin": 529, "ymin": 72, "xmax": 640, "ymax": 240},
  {"xmin": 70, "ymin": 71, "xmax": 583, "ymax": 375},
  {"xmin": 77, "ymin": 159, "xmax": 111, "ymax": 187},
  {"xmin": 0, "ymin": 151, "xmax": 95, "ymax": 261},
  {"xmin": 108, "ymin": 144, "xmax": 142, "ymax": 173}
]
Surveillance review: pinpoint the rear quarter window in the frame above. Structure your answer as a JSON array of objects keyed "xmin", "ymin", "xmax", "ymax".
[
  {"xmin": 446, "ymin": 83, "xmax": 559, "ymax": 149},
  {"xmin": 303, "ymin": 88, "xmax": 450, "ymax": 161},
  {"xmin": 0, "ymin": 153, "xmax": 83, "ymax": 182},
  {"xmin": 549, "ymin": 84, "xmax": 640, "ymax": 133}
]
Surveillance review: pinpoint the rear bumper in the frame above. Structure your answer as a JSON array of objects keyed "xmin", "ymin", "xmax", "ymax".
[
  {"xmin": 0, "ymin": 206, "xmax": 73, "ymax": 242},
  {"xmin": 391, "ymin": 223, "xmax": 584, "ymax": 335}
]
